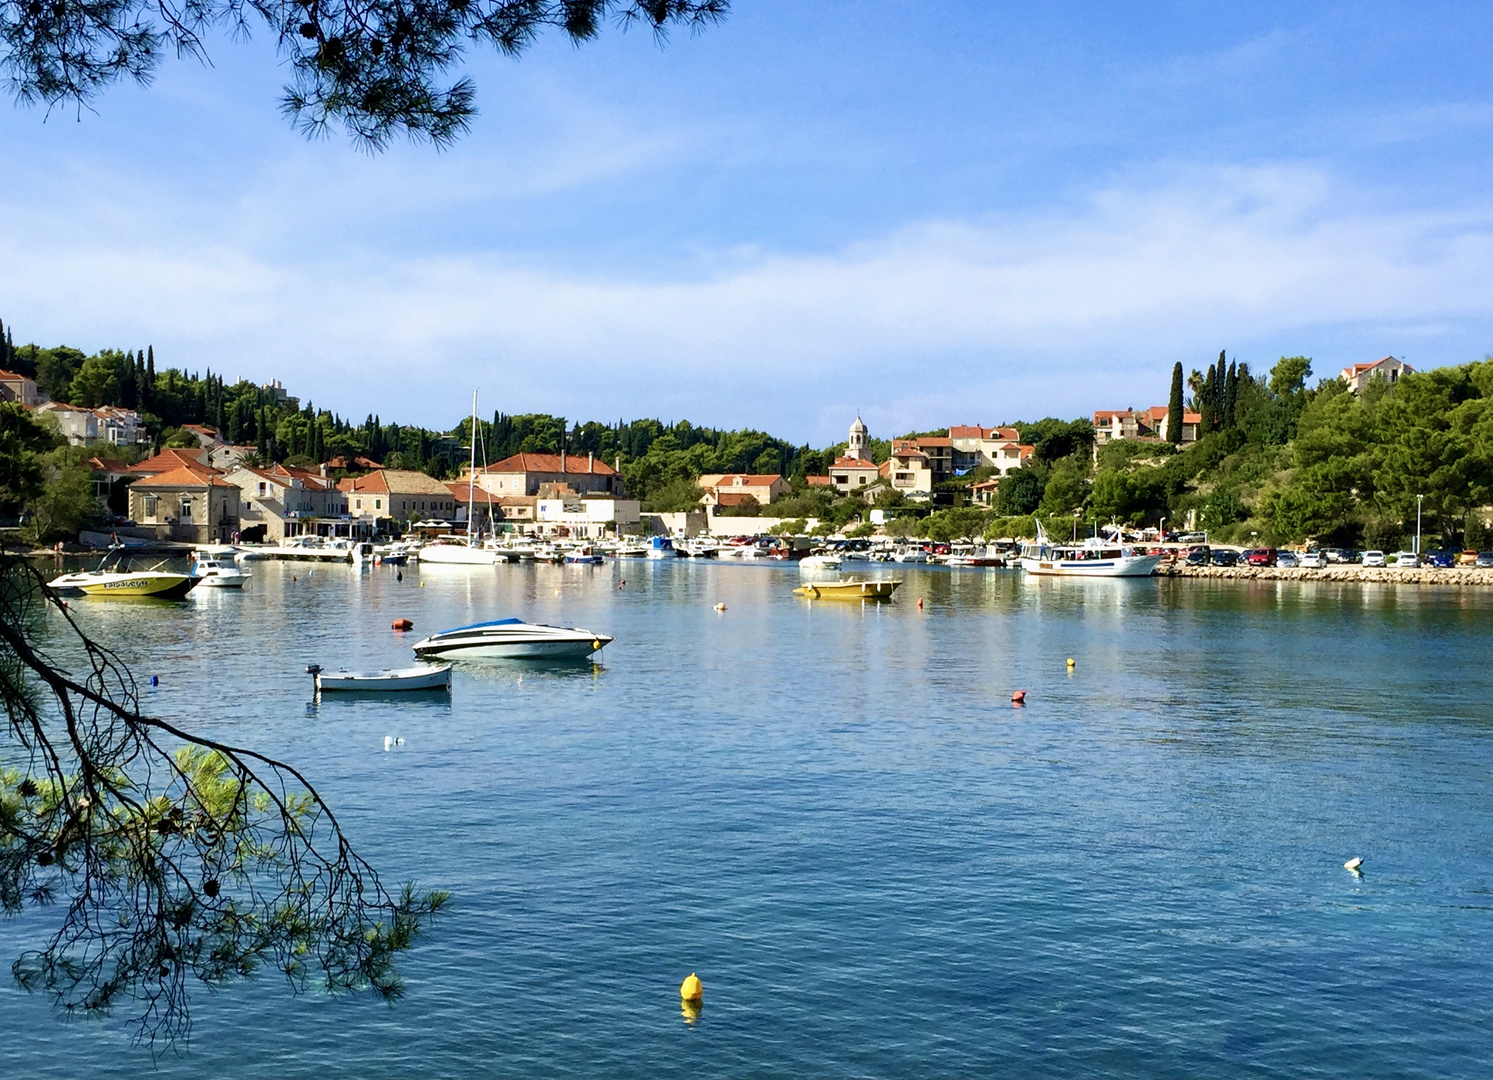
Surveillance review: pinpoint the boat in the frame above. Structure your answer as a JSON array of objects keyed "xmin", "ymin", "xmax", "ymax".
[
  {"xmin": 531, "ymin": 544, "xmax": 566, "ymax": 563},
  {"xmin": 799, "ymin": 553, "xmax": 843, "ymax": 570},
  {"xmin": 1018, "ymin": 521, "xmax": 1163, "ymax": 578},
  {"xmin": 675, "ymin": 538, "xmax": 718, "ymax": 558},
  {"xmin": 646, "ymin": 536, "xmax": 677, "ymax": 559},
  {"xmin": 191, "ymin": 552, "xmax": 250, "ymax": 588},
  {"xmin": 565, "ymin": 545, "xmax": 604, "ymax": 564},
  {"xmin": 890, "ymin": 546, "xmax": 929, "ymax": 563},
  {"xmin": 421, "ymin": 392, "xmax": 503, "ymax": 565},
  {"xmin": 306, "ymin": 663, "xmax": 452, "ymax": 692},
  {"xmin": 944, "ymin": 544, "xmax": 1005, "ymax": 568},
  {"xmin": 793, "ymin": 578, "xmax": 902, "ymax": 600},
  {"xmin": 410, "ymin": 618, "xmax": 614, "ymax": 660},
  {"xmin": 613, "ymin": 540, "xmax": 650, "ymax": 558},
  {"xmin": 48, "ymin": 548, "xmax": 199, "ymax": 599}
]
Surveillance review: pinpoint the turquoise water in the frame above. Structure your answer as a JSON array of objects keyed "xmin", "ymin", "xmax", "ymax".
[{"xmin": 4, "ymin": 559, "xmax": 1493, "ymax": 1077}]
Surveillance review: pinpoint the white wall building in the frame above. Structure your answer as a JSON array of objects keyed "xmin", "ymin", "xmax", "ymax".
[{"xmin": 533, "ymin": 496, "xmax": 642, "ymax": 538}]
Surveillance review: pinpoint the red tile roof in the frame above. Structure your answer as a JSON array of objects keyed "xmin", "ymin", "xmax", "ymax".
[
  {"xmin": 713, "ymin": 491, "xmax": 761, "ymax": 507},
  {"xmin": 88, "ymin": 456, "xmax": 132, "ymax": 473},
  {"xmin": 486, "ymin": 453, "xmax": 616, "ymax": 475},
  {"xmin": 831, "ymin": 456, "xmax": 880, "ymax": 469},
  {"xmin": 806, "ymin": 475, "xmax": 832, "ymax": 486},
  {"xmin": 131, "ymin": 465, "xmax": 236, "ymax": 488},
  {"xmin": 339, "ymin": 472, "xmax": 390, "ymax": 494},
  {"xmin": 132, "ymin": 448, "xmax": 212, "ymax": 473}
]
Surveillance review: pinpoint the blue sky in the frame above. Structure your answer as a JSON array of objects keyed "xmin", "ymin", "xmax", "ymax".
[{"xmin": 4, "ymin": 2, "xmax": 1493, "ymax": 445}]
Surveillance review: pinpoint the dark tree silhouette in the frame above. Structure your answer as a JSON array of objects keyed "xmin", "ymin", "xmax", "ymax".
[
  {"xmin": 1, "ymin": 0, "xmax": 728, "ymax": 148},
  {"xmin": 1165, "ymin": 361, "xmax": 1183, "ymax": 444},
  {"xmin": 0, "ymin": 554, "xmax": 447, "ymax": 1049}
]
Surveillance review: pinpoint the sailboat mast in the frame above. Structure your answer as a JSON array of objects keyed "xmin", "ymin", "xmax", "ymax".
[{"xmin": 468, "ymin": 389, "xmax": 478, "ymax": 546}]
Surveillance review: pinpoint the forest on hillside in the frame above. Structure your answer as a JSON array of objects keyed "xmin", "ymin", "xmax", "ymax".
[{"xmin": 4, "ymin": 316, "xmax": 1489, "ymax": 550}]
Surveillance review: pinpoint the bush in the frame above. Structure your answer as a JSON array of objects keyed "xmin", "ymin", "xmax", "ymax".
[
  {"xmin": 1364, "ymin": 518, "xmax": 1406, "ymax": 552},
  {"xmin": 769, "ymin": 518, "xmax": 807, "ymax": 536}
]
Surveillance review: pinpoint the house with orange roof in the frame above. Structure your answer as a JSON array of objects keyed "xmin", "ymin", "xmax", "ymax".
[
  {"xmin": 1093, "ymin": 406, "xmax": 1200, "ymax": 447},
  {"xmin": 0, "ymin": 369, "xmax": 45, "ymax": 408},
  {"xmin": 696, "ymin": 473, "xmax": 789, "ymax": 509},
  {"xmin": 179, "ymin": 423, "xmax": 222, "ymax": 448},
  {"xmin": 338, "ymin": 469, "xmax": 458, "ymax": 531},
  {"xmin": 225, "ymin": 464, "xmax": 353, "ymax": 542},
  {"xmin": 470, "ymin": 451, "xmax": 622, "ymax": 498},
  {"xmin": 1340, "ymin": 356, "xmax": 1412, "ymax": 394},
  {"xmin": 128, "ymin": 466, "xmax": 241, "ymax": 544},
  {"xmin": 949, "ymin": 425, "xmax": 1037, "ymax": 475}
]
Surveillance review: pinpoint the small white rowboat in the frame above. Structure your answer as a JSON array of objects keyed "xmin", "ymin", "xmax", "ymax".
[{"xmin": 307, "ymin": 663, "xmax": 453, "ymax": 692}]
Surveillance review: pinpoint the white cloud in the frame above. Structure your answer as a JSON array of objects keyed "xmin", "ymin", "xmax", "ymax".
[{"xmin": 5, "ymin": 162, "xmax": 1493, "ymax": 443}]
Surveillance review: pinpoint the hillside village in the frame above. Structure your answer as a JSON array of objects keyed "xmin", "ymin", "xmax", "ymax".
[{"xmin": 0, "ymin": 330, "xmax": 1448, "ymax": 550}]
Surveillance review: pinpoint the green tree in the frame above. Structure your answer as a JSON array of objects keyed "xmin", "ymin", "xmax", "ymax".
[
  {"xmin": 994, "ymin": 468, "xmax": 1043, "ymax": 515},
  {"xmin": 66, "ymin": 351, "xmax": 123, "ymax": 408},
  {"xmin": 20, "ymin": 447, "xmax": 100, "ymax": 543},
  {"xmin": 1038, "ymin": 462, "xmax": 1087, "ymax": 516},
  {"xmin": 1166, "ymin": 362, "xmax": 1184, "ymax": 443},
  {"xmin": 0, "ymin": 403, "xmax": 57, "ymax": 513}
]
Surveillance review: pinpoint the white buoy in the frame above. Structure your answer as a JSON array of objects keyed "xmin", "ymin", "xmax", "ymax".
[
  {"xmin": 1344, "ymin": 856, "xmax": 1363, "ymax": 872},
  {"xmin": 395, "ymin": 737, "xmax": 405, "ymax": 746},
  {"xmin": 383, "ymin": 735, "xmax": 393, "ymax": 751}
]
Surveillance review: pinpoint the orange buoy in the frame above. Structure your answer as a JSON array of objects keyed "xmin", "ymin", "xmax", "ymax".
[
  {"xmin": 917, "ymin": 597, "xmax": 924, "ymax": 610},
  {"xmin": 391, "ymin": 618, "xmax": 414, "ymax": 631},
  {"xmin": 1011, "ymin": 690, "xmax": 1027, "ymax": 705}
]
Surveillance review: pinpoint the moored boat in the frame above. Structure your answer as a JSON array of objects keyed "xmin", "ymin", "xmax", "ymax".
[
  {"xmin": 191, "ymin": 552, "xmax": 250, "ymax": 588},
  {"xmin": 799, "ymin": 553, "xmax": 843, "ymax": 570},
  {"xmin": 792, "ymin": 578, "xmax": 902, "ymax": 600},
  {"xmin": 409, "ymin": 618, "xmax": 613, "ymax": 660},
  {"xmin": 1018, "ymin": 522, "xmax": 1162, "ymax": 577},
  {"xmin": 48, "ymin": 548, "xmax": 199, "ymax": 599},
  {"xmin": 307, "ymin": 663, "xmax": 452, "ymax": 692}
]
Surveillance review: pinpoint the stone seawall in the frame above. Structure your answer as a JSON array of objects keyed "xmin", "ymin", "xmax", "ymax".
[{"xmin": 1160, "ymin": 564, "xmax": 1493, "ymax": 585}]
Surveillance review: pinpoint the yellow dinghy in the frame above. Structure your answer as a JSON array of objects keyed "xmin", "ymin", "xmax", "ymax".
[{"xmin": 793, "ymin": 578, "xmax": 901, "ymax": 601}]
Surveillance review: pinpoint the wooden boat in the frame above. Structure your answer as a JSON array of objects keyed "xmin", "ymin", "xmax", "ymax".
[
  {"xmin": 792, "ymin": 578, "xmax": 901, "ymax": 600},
  {"xmin": 307, "ymin": 663, "xmax": 453, "ymax": 692}
]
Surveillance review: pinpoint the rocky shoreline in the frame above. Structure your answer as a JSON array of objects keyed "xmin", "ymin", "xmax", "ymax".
[{"xmin": 1160, "ymin": 563, "xmax": 1493, "ymax": 585}]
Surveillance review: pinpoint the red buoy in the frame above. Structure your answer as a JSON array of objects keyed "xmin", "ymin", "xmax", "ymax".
[
  {"xmin": 391, "ymin": 618, "xmax": 414, "ymax": 631},
  {"xmin": 1011, "ymin": 690, "xmax": 1027, "ymax": 705}
]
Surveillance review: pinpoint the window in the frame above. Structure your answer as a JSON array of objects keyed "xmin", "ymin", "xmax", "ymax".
[
  {"xmin": 356, "ymin": 498, "xmax": 362, "ymax": 510},
  {"xmin": 832, "ymin": 475, "xmax": 848, "ymax": 484},
  {"xmin": 179, "ymin": 495, "xmax": 194, "ymax": 522},
  {"xmin": 375, "ymin": 499, "xmax": 381, "ymax": 510},
  {"xmin": 143, "ymin": 495, "xmax": 158, "ymax": 518},
  {"xmin": 858, "ymin": 477, "xmax": 868, "ymax": 485},
  {"xmin": 258, "ymin": 482, "xmax": 267, "ymax": 496}
]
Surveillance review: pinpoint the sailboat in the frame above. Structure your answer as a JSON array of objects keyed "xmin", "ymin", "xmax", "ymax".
[{"xmin": 418, "ymin": 390, "xmax": 504, "ymax": 566}]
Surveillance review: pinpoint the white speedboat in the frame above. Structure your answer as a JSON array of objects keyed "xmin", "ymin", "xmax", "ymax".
[
  {"xmin": 675, "ymin": 538, "xmax": 718, "ymax": 558},
  {"xmin": 799, "ymin": 553, "xmax": 843, "ymax": 570},
  {"xmin": 410, "ymin": 619, "xmax": 613, "ymax": 660},
  {"xmin": 646, "ymin": 536, "xmax": 677, "ymax": 559},
  {"xmin": 191, "ymin": 554, "xmax": 249, "ymax": 588},
  {"xmin": 890, "ymin": 546, "xmax": 929, "ymax": 563},
  {"xmin": 418, "ymin": 541, "xmax": 502, "ymax": 566},
  {"xmin": 307, "ymin": 663, "xmax": 452, "ymax": 692},
  {"xmin": 565, "ymin": 545, "xmax": 604, "ymax": 564},
  {"xmin": 1019, "ymin": 522, "xmax": 1162, "ymax": 578}
]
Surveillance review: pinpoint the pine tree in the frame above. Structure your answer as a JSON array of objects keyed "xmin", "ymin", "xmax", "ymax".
[{"xmin": 1166, "ymin": 362, "xmax": 1184, "ymax": 444}]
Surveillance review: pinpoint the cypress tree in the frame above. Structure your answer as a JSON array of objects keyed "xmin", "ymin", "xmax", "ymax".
[
  {"xmin": 1199, "ymin": 367, "xmax": 1217, "ymax": 434},
  {"xmin": 1224, "ymin": 361, "xmax": 1239, "ymax": 430},
  {"xmin": 1166, "ymin": 362, "xmax": 1184, "ymax": 444}
]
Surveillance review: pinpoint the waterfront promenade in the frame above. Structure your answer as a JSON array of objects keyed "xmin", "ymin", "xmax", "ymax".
[{"xmin": 1162, "ymin": 563, "xmax": 1493, "ymax": 585}]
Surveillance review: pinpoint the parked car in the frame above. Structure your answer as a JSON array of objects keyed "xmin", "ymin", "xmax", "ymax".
[
  {"xmin": 1210, "ymin": 549, "xmax": 1240, "ymax": 567},
  {"xmin": 1423, "ymin": 550, "xmax": 1455, "ymax": 568},
  {"xmin": 1393, "ymin": 551, "xmax": 1420, "ymax": 568},
  {"xmin": 1296, "ymin": 551, "xmax": 1325, "ymax": 568},
  {"xmin": 1276, "ymin": 551, "xmax": 1299, "ymax": 568},
  {"xmin": 1477, "ymin": 551, "xmax": 1493, "ymax": 568},
  {"xmin": 1177, "ymin": 532, "xmax": 1208, "ymax": 544},
  {"xmin": 1362, "ymin": 550, "xmax": 1387, "ymax": 567},
  {"xmin": 1321, "ymin": 548, "xmax": 1348, "ymax": 563},
  {"xmin": 1244, "ymin": 548, "xmax": 1278, "ymax": 567},
  {"xmin": 1186, "ymin": 547, "xmax": 1211, "ymax": 566}
]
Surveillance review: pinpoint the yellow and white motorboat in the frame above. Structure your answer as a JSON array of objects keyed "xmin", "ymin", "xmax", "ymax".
[
  {"xmin": 792, "ymin": 578, "xmax": 902, "ymax": 601},
  {"xmin": 48, "ymin": 550, "xmax": 199, "ymax": 600}
]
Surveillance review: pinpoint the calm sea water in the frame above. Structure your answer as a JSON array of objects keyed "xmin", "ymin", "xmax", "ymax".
[{"xmin": 3, "ymin": 558, "xmax": 1492, "ymax": 1077}]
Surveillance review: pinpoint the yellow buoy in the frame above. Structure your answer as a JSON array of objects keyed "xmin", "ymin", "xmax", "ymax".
[
  {"xmin": 680, "ymin": 973, "xmax": 703, "ymax": 1002},
  {"xmin": 1066, "ymin": 657, "xmax": 1076, "ymax": 669}
]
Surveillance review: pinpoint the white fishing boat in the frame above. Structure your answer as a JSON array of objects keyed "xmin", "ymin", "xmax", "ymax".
[
  {"xmin": 191, "ymin": 552, "xmax": 250, "ymax": 588},
  {"xmin": 306, "ymin": 663, "xmax": 452, "ymax": 692},
  {"xmin": 409, "ymin": 618, "xmax": 613, "ymax": 660},
  {"xmin": 614, "ymin": 539, "xmax": 650, "ymax": 558},
  {"xmin": 646, "ymin": 536, "xmax": 677, "ymax": 559},
  {"xmin": 944, "ymin": 544, "xmax": 1005, "ymax": 568},
  {"xmin": 675, "ymin": 537, "xmax": 718, "ymax": 558},
  {"xmin": 565, "ymin": 545, "xmax": 604, "ymax": 564},
  {"xmin": 1019, "ymin": 521, "xmax": 1163, "ymax": 578},
  {"xmin": 890, "ymin": 546, "xmax": 929, "ymax": 563}
]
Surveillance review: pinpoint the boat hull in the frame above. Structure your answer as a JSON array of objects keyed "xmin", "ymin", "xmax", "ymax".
[
  {"xmin": 1020, "ymin": 555, "xmax": 1162, "ymax": 577},
  {"xmin": 793, "ymin": 579, "xmax": 902, "ymax": 600},
  {"xmin": 410, "ymin": 620, "xmax": 613, "ymax": 661},
  {"xmin": 417, "ymin": 545, "xmax": 502, "ymax": 565},
  {"xmin": 315, "ymin": 664, "xmax": 453, "ymax": 692},
  {"xmin": 72, "ymin": 573, "xmax": 199, "ymax": 599}
]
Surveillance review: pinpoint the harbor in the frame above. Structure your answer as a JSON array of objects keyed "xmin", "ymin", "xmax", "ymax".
[{"xmin": 11, "ymin": 555, "xmax": 1493, "ymax": 1077}]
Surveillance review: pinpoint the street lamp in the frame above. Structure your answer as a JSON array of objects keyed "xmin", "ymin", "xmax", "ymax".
[
  {"xmin": 1072, "ymin": 508, "xmax": 1081, "ymax": 542},
  {"xmin": 1416, "ymin": 493, "xmax": 1424, "ymax": 556},
  {"xmin": 1159, "ymin": 516, "xmax": 1167, "ymax": 544}
]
